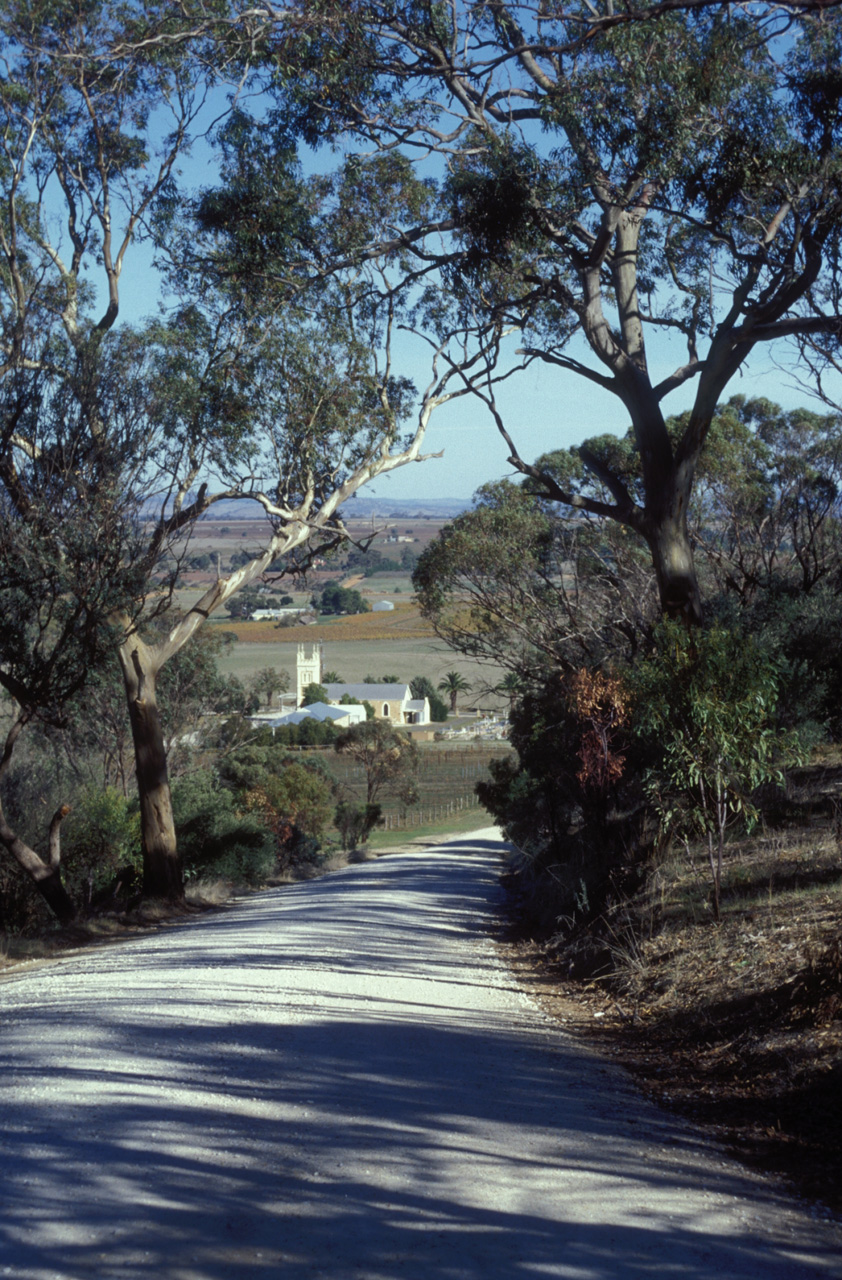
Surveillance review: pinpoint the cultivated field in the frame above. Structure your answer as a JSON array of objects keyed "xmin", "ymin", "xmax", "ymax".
[
  {"xmin": 322, "ymin": 740, "xmax": 512, "ymax": 832},
  {"xmin": 213, "ymin": 623, "xmax": 508, "ymax": 713}
]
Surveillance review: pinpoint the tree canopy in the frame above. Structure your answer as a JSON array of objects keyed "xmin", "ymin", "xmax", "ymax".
[
  {"xmin": 0, "ymin": 0, "xmax": 460, "ymax": 914},
  {"xmin": 253, "ymin": 0, "xmax": 842, "ymax": 622}
]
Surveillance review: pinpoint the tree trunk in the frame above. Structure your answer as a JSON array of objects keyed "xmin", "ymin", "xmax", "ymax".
[
  {"xmin": 119, "ymin": 640, "xmax": 184, "ymax": 902},
  {"xmin": 646, "ymin": 508, "xmax": 703, "ymax": 626},
  {"xmin": 0, "ymin": 807, "xmax": 77, "ymax": 924}
]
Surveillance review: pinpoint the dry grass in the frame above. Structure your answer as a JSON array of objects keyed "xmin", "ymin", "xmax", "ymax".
[
  {"xmin": 502, "ymin": 806, "xmax": 842, "ymax": 1214},
  {"xmin": 185, "ymin": 877, "xmax": 236, "ymax": 907}
]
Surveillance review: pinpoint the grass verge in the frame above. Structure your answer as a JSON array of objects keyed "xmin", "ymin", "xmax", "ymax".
[
  {"xmin": 500, "ymin": 796, "xmax": 842, "ymax": 1216},
  {"xmin": 364, "ymin": 804, "xmax": 495, "ymax": 852}
]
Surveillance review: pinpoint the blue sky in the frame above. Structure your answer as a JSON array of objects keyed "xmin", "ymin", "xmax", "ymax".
[
  {"xmin": 110, "ymin": 220, "xmax": 837, "ymax": 505},
  {"xmin": 100, "ymin": 111, "xmax": 839, "ymax": 507}
]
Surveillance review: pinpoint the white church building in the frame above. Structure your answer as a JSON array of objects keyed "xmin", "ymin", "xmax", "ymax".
[{"xmin": 296, "ymin": 644, "xmax": 430, "ymax": 726}]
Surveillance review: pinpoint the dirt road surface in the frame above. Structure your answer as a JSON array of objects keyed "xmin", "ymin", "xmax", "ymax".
[{"xmin": 1, "ymin": 830, "xmax": 840, "ymax": 1280}]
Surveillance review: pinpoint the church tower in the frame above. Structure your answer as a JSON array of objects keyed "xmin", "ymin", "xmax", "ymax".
[{"xmin": 296, "ymin": 644, "xmax": 323, "ymax": 706}]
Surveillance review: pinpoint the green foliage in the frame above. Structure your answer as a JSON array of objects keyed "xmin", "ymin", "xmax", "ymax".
[
  {"xmin": 219, "ymin": 732, "xmax": 325, "ymax": 787},
  {"xmin": 171, "ymin": 772, "xmax": 274, "ymax": 887},
  {"xmin": 413, "ymin": 479, "xmax": 656, "ymax": 681},
  {"xmin": 338, "ymin": 693, "xmax": 375, "ymax": 719},
  {"xmin": 156, "ymin": 626, "xmax": 251, "ymax": 748},
  {"xmin": 219, "ymin": 737, "xmax": 334, "ymax": 871},
  {"xmin": 301, "ymin": 682, "xmax": 329, "ymax": 706},
  {"xmin": 61, "ymin": 786, "xmax": 141, "ymax": 903},
  {"xmin": 261, "ymin": 765, "xmax": 334, "ymax": 839},
  {"xmin": 225, "ymin": 587, "xmax": 266, "ymax": 618},
  {"xmin": 409, "ymin": 676, "xmax": 449, "ymax": 722},
  {"xmin": 477, "ymin": 670, "xmax": 646, "ymax": 928},
  {"xmin": 312, "ymin": 581, "xmax": 371, "ymax": 616},
  {"xmin": 630, "ymin": 622, "xmax": 803, "ymax": 918},
  {"xmin": 334, "ymin": 801, "xmax": 382, "ymax": 851},
  {"xmin": 735, "ymin": 583, "xmax": 842, "ymax": 743},
  {"xmin": 250, "ymin": 666, "xmax": 291, "ymax": 707},
  {"xmin": 278, "ymin": 718, "xmax": 338, "ymax": 746},
  {"xmin": 438, "ymin": 670, "xmax": 472, "ymax": 714},
  {"xmin": 263, "ymin": 3, "xmax": 842, "ymax": 619}
]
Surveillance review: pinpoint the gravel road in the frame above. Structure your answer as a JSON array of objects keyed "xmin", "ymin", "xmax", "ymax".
[{"xmin": 1, "ymin": 828, "xmax": 840, "ymax": 1280}]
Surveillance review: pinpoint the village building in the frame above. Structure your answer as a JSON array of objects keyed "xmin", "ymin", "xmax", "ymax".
[
  {"xmin": 259, "ymin": 702, "xmax": 367, "ymax": 731},
  {"xmin": 249, "ymin": 607, "xmax": 307, "ymax": 621},
  {"xmin": 296, "ymin": 644, "xmax": 430, "ymax": 726}
]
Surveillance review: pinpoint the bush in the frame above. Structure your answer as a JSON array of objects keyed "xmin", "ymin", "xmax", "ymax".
[
  {"xmin": 334, "ymin": 801, "xmax": 382, "ymax": 850},
  {"xmin": 61, "ymin": 785, "xmax": 142, "ymax": 907},
  {"xmin": 171, "ymin": 772, "xmax": 274, "ymax": 886},
  {"xmin": 630, "ymin": 621, "xmax": 802, "ymax": 919},
  {"xmin": 410, "ymin": 676, "xmax": 449, "ymax": 722},
  {"xmin": 478, "ymin": 669, "xmax": 649, "ymax": 931},
  {"xmin": 262, "ymin": 764, "xmax": 334, "ymax": 839}
]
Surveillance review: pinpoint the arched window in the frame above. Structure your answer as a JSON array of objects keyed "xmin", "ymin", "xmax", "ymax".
[{"xmin": 382, "ymin": 703, "xmax": 390, "ymax": 718}]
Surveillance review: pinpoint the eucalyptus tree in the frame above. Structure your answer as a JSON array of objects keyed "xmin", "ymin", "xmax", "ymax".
[
  {"xmin": 259, "ymin": 0, "xmax": 842, "ymax": 623},
  {"xmin": 413, "ymin": 478, "xmax": 658, "ymax": 683},
  {"xmin": 688, "ymin": 396, "xmax": 842, "ymax": 603},
  {"xmin": 0, "ymin": 3, "xmax": 465, "ymax": 909},
  {"xmin": 0, "ymin": 352, "xmax": 149, "ymax": 922}
]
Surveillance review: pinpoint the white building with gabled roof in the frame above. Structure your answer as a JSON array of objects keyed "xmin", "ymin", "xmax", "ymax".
[{"xmin": 295, "ymin": 645, "xmax": 430, "ymax": 725}]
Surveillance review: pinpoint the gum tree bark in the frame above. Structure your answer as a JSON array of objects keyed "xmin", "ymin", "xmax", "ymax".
[
  {"xmin": 118, "ymin": 641, "xmax": 181, "ymax": 901},
  {"xmin": 0, "ymin": 720, "xmax": 76, "ymax": 924}
]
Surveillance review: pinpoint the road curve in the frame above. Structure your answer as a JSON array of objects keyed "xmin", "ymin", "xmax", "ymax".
[{"xmin": 0, "ymin": 829, "xmax": 840, "ymax": 1280}]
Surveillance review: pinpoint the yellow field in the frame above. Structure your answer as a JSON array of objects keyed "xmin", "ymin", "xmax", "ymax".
[{"xmin": 219, "ymin": 601, "xmax": 436, "ymax": 645}]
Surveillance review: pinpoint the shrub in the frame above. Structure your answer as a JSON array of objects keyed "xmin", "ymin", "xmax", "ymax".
[
  {"xmin": 478, "ymin": 669, "xmax": 647, "ymax": 930},
  {"xmin": 630, "ymin": 621, "xmax": 803, "ymax": 919},
  {"xmin": 334, "ymin": 801, "xmax": 382, "ymax": 850},
  {"xmin": 61, "ymin": 785, "xmax": 141, "ymax": 907},
  {"xmin": 171, "ymin": 772, "xmax": 274, "ymax": 886}
]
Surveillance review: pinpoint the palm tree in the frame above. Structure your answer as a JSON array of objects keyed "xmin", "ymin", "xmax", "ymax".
[
  {"xmin": 251, "ymin": 666, "xmax": 290, "ymax": 707},
  {"xmin": 438, "ymin": 671, "xmax": 472, "ymax": 715},
  {"xmin": 497, "ymin": 672, "xmax": 522, "ymax": 717}
]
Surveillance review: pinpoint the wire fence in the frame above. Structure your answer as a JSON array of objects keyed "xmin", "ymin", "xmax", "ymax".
[{"xmin": 378, "ymin": 794, "xmax": 484, "ymax": 831}]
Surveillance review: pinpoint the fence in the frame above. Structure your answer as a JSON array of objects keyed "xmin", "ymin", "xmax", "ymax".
[{"xmin": 378, "ymin": 794, "xmax": 484, "ymax": 831}]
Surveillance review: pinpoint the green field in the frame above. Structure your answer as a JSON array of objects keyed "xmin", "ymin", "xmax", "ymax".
[{"xmin": 365, "ymin": 804, "xmax": 499, "ymax": 851}]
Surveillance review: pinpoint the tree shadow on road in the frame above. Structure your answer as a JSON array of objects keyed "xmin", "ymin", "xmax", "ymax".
[{"xmin": 0, "ymin": 846, "xmax": 838, "ymax": 1279}]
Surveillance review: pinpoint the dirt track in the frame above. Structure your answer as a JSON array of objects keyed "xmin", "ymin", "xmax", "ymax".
[{"xmin": 1, "ymin": 829, "xmax": 840, "ymax": 1279}]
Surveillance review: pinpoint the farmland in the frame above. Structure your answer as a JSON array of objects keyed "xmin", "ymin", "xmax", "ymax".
[
  {"xmin": 219, "ymin": 600, "xmax": 433, "ymax": 645},
  {"xmin": 173, "ymin": 509, "xmax": 510, "ymax": 710},
  {"xmin": 321, "ymin": 740, "xmax": 511, "ymax": 836}
]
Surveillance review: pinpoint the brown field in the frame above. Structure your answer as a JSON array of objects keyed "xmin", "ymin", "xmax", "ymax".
[{"xmin": 219, "ymin": 600, "xmax": 434, "ymax": 644}]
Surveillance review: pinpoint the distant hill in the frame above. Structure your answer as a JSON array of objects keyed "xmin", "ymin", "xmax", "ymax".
[
  {"xmin": 344, "ymin": 496, "xmax": 468, "ymax": 519},
  {"xmin": 183, "ymin": 495, "xmax": 469, "ymax": 521}
]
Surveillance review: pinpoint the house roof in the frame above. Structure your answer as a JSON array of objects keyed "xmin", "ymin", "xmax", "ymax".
[{"xmin": 262, "ymin": 703, "xmax": 353, "ymax": 726}]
